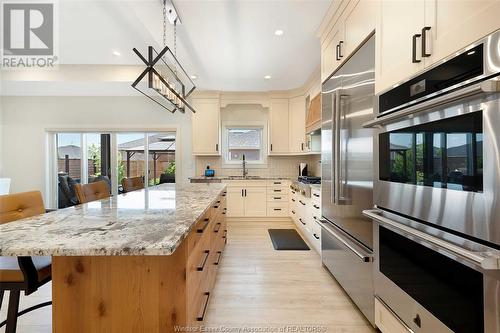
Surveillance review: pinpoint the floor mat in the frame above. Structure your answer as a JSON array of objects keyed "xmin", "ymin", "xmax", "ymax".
[{"xmin": 268, "ymin": 229, "xmax": 310, "ymax": 250}]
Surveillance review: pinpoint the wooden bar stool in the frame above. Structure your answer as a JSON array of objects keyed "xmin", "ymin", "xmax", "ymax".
[
  {"xmin": 0, "ymin": 191, "xmax": 52, "ymax": 333},
  {"xmin": 121, "ymin": 176, "xmax": 144, "ymax": 193},
  {"xmin": 74, "ymin": 180, "xmax": 110, "ymax": 204}
]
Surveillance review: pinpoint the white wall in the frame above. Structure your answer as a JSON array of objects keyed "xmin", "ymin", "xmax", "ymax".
[{"xmin": 0, "ymin": 96, "xmax": 194, "ymax": 203}]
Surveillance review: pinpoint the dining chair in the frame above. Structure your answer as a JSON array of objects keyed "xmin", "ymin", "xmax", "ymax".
[
  {"xmin": 121, "ymin": 176, "xmax": 145, "ymax": 193},
  {"xmin": 0, "ymin": 191, "xmax": 52, "ymax": 333},
  {"xmin": 74, "ymin": 180, "xmax": 110, "ymax": 204}
]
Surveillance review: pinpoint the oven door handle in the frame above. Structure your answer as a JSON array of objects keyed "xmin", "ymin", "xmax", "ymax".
[
  {"xmin": 363, "ymin": 209, "xmax": 500, "ymax": 270},
  {"xmin": 319, "ymin": 219, "xmax": 373, "ymax": 263}
]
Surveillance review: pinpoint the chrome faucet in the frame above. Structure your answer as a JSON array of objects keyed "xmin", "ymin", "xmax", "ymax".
[{"xmin": 242, "ymin": 154, "xmax": 248, "ymax": 178}]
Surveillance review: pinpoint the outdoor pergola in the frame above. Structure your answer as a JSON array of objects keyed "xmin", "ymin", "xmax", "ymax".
[{"xmin": 121, "ymin": 140, "xmax": 175, "ymax": 179}]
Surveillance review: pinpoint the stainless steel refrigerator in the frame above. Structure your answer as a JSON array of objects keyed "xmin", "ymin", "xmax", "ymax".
[{"xmin": 319, "ymin": 34, "xmax": 375, "ymax": 325}]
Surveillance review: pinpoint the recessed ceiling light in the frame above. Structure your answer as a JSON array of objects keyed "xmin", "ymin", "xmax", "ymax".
[
  {"xmin": 264, "ymin": 75, "xmax": 272, "ymax": 80},
  {"xmin": 112, "ymin": 50, "xmax": 121, "ymax": 56},
  {"xmin": 190, "ymin": 75, "xmax": 198, "ymax": 80},
  {"xmin": 274, "ymin": 29, "xmax": 284, "ymax": 36}
]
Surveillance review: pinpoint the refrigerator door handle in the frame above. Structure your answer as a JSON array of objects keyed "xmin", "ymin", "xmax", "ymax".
[
  {"xmin": 320, "ymin": 219, "xmax": 373, "ymax": 262},
  {"xmin": 330, "ymin": 92, "xmax": 337, "ymax": 205},
  {"xmin": 334, "ymin": 90, "xmax": 341, "ymax": 204},
  {"xmin": 338, "ymin": 93, "xmax": 350, "ymax": 204}
]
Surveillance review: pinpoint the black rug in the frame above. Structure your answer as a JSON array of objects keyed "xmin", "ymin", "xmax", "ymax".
[{"xmin": 268, "ymin": 229, "xmax": 310, "ymax": 251}]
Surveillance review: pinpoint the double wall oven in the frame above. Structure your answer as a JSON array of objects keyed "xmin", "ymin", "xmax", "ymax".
[{"xmin": 363, "ymin": 30, "xmax": 500, "ymax": 333}]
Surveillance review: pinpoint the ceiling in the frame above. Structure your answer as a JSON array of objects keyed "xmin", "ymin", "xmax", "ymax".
[{"xmin": 2, "ymin": 0, "xmax": 330, "ymax": 94}]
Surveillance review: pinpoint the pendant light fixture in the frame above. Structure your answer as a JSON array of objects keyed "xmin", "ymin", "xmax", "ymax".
[{"xmin": 131, "ymin": 0, "xmax": 196, "ymax": 113}]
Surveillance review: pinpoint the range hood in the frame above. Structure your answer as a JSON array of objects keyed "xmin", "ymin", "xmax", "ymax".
[{"xmin": 306, "ymin": 93, "xmax": 321, "ymax": 134}]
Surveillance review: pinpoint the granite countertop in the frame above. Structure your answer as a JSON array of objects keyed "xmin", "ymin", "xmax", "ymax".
[
  {"xmin": 189, "ymin": 176, "xmax": 292, "ymax": 181},
  {"xmin": 0, "ymin": 183, "xmax": 225, "ymax": 257}
]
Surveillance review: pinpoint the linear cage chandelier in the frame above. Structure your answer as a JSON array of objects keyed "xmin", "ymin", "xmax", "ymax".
[{"xmin": 132, "ymin": 0, "xmax": 196, "ymax": 113}]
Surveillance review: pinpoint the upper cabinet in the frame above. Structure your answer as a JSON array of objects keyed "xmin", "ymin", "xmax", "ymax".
[
  {"xmin": 375, "ymin": 0, "xmax": 425, "ymax": 94},
  {"xmin": 269, "ymin": 99, "xmax": 290, "ymax": 154},
  {"xmin": 320, "ymin": 0, "xmax": 377, "ymax": 82},
  {"xmin": 376, "ymin": 0, "xmax": 500, "ymax": 94},
  {"xmin": 191, "ymin": 98, "xmax": 221, "ymax": 155},
  {"xmin": 289, "ymin": 96, "xmax": 307, "ymax": 153}
]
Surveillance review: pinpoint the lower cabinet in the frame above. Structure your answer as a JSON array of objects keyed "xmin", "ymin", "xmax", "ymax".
[
  {"xmin": 290, "ymin": 186, "xmax": 321, "ymax": 253},
  {"xmin": 186, "ymin": 191, "xmax": 227, "ymax": 325},
  {"xmin": 375, "ymin": 298, "xmax": 410, "ymax": 333},
  {"xmin": 225, "ymin": 180, "xmax": 290, "ymax": 217}
]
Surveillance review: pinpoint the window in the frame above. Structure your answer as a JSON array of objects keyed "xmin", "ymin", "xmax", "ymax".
[{"xmin": 224, "ymin": 127, "xmax": 265, "ymax": 165}]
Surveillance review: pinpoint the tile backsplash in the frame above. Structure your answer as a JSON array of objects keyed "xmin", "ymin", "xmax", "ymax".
[{"xmin": 195, "ymin": 154, "xmax": 321, "ymax": 178}]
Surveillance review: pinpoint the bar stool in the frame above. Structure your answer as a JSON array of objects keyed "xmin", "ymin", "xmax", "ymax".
[
  {"xmin": 0, "ymin": 191, "xmax": 52, "ymax": 333},
  {"xmin": 74, "ymin": 180, "xmax": 110, "ymax": 204},
  {"xmin": 121, "ymin": 176, "xmax": 144, "ymax": 193}
]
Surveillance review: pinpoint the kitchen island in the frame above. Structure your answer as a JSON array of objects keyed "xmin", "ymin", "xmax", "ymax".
[{"xmin": 0, "ymin": 183, "xmax": 227, "ymax": 333}]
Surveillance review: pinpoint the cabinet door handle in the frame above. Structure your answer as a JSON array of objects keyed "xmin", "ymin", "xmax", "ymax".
[
  {"xmin": 222, "ymin": 229, "xmax": 227, "ymax": 239},
  {"xmin": 301, "ymin": 142, "xmax": 304, "ymax": 151},
  {"xmin": 299, "ymin": 218, "xmax": 306, "ymax": 225},
  {"xmin": 291, "ymin": 198, "xmax": 296, "ymax": 202},
  {"xmin": 421, "ymin": 26, "xmax": 431, "ymax": 57},
  {"xmin": 214, "ymin": 251, "xmax": 222, "ymax": 265},
  {"xmin": 241, "ymin": 189, "xmax": 244, "ymax": 197},
  {"xmin": 292, "ymin": 210, "xmax": 296, "ymax": 214},
  {"xmin": 197, "ymin": 250, "xmax": 210, "ymax": 271},
  {"xmin": 313, "ymin": 204, "xmax": 320, "ymax": 209},
  {"xmin": 338, "ymin": 41, "xmax": 344, "ymax": 58},
  {"xmin": 244, "ymin": 189, "xmax": 247, "ymax": 196},
  {"xmin": 313, "ymin": 233, "xmax": 320, "ymax": 240},
  {"xmin": 412, "ymin": 34, "xmax": 422, "ymax": 63},
  {"xmin": 274, "ymin": 197, "xmax": 281, "ymax": 200},
  {"xmin": 336, "ymin": 44, "xmax": 340, "ymax": 61},
  {"xmin": 215, "ymin": 143, "xmax": 219, "ymax": 152},
  {"xmin": 313, "ymin": 193, "xmax": 320, "ymax": 198},
  {"xmin": 197, "ymin": 218, "xmax": 210, "ymax": 233},
  {"xmin": 196, "ymin": 292, "xmax": 210, "ymax": 321},
  {"xmin": 213, "ymin": 222, "xmax": 221, "ymax": 233},
  {"xmin": 273, "ymin": 189, "xmax": 282, "ymax": 192},
  {"xmin": 299, "ymin": 200, "xmax": 306, "ymax": 206},
  {"xmin": 273, "ymin": 208, "xmax": 282, "ymax": 211},
  {"xmin": 270, "ymin": 144, "xmax": 273, "ymax": 151}
]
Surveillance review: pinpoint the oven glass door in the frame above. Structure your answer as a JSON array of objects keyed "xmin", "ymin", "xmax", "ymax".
[
  {"xmin": 379, "ymin": 111, "xmax": 483, "ymax": 192},
  {"xmin": 379, "ymin": 226, "xmax": 484, "ymax": 333}
]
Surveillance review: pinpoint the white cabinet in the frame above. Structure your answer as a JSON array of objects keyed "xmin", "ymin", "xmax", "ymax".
[
  {"xmin": 376, "ymin": 0, "xmax": 425, "ymax": 94},
  {"xmin": 321, "ymin": 24, "xmax": 344, "ymax": 82},
  {"xmin": 376, "ymin": 0, "xmax": 500, "ymax": 94},
  {"xmin": 226, "ymin": 186, "xmax": 245, "ymax": 217},
  {"xmin": 191, "ymin": 98, "xmax": 220, "ymax": 155},
  {"xmin": 245, "ymin": 187, "xmax": 267, "ymax": 217},
  {"xmin": 289, "ymin": 96, "xmax": 307, "ymax": 153},
  {"xmin": 424, "ymin": 0, "xmax": 500, "ymax": 67},
  {"xmin": 269, "ymin": 99, "xmax": 290, "ymax": 154},
  {"xmin": 290, "ymin": 187, "xmax": 322, "ymax": 253},
  {"xmin": 375, "ymin": 298, "xmax": 409, "ymax": 333}
]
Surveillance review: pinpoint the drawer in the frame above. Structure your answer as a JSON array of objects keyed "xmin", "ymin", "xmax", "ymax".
[
  {"xmin": 311, "ymin": 188, "xmax": 321, "ymax": 199},
  {"xmin": 187, "ymin": 215, "xmax": 212, "ymax": 255},
  {"xmin": 267, "ymin": 202, "xmax": 289, "ymax": 217},
  {"xmin": 266, "ymin": 179, "xmax": 290, "ymax": 187},
  {"xmin": 267, "ymin": 194, "xmax": 288, "ymax": 202},
  {"xmin": 226, "ymin": 180, "xmax": 267, "ymax": 187},
  {"xmin": 375, "ymin": 298, "xmax": 410, "ymax": 333},
  {"xmin": 188, "ymin": 284, "xmax": 211, "ymax": 325},
  {"xmin": 267, "ymin": 187, "xmax": 287, "ymax": 195}
]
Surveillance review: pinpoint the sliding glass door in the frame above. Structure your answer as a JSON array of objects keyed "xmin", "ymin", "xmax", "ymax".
[{"xmin": 52, "ymin": 131, "xmax": 176, "ymax": 208}]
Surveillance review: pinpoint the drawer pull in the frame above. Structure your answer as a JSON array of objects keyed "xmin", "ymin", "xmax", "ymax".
[
  {"xmin": 214, "ymin": 251, "xmax": 222, "ymax": 265},
  {"xmin": 313, "ymin": 233, "xmax": 320, "ymax": 240},
  {"xmin": 213, "ymin": 205, "xmax": 220, "ymax": 209},
  {"xmin": 313, "ymin": 216, "xmax": 318, "ymax": 220},
  {"xmin": 299, "ymin": 218, "xmax": 306, "ymax": 225},
  {"xmin": 273, "ymin": 182, "xmax": 281, "ymax": 185},
  {"xmin": 299, "ymin": 200, "xmax": 306, "ymax": 206},
  {"xmin": 197, "ymin": 218, "xmax": 210, "ymax": 233},
  {"xmin": 222, "ymin": 211, "xmax": 226, "ymax": 215},
  {"xmin": 222, "ymin": 229, "xmax": 227, "ymax": 239},
  {"xmin": 313, "ymin": 193, "xmax": 320, "ymax": 198},
  {"xmin": 274, "ymin": 197, "xmax": 282, "ymax": 200},
  {"xmin": 197, "ymin": 250, "xmax": 210, "ymax": 271},
  {"xmin": 273, "ymin": 208, "xmax": 282, "ymax": 211},
  {"xmin": 291, "ymin": 198, "xmax": 296, "ymax": 202},
  {"xmin": 292, "ymin": 210, "xmax": 296, "ymax": 214},
  {"xmin": 273, "ymin": 189, "xmax": 282, "ymax": 192},
  {"xmin": 196, "ymin": 292, "xmax": 210, "ymax": 321},
  {"xmin": 313, "ymin": 205, "xmax": 320, "ymax": 209},
  {"xmin": 214, "ymin": 222, "xmax": 221, "ymax": 233}
]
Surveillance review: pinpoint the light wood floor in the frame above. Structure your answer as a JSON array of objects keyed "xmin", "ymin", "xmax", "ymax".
[{"xmin": 1, "ymin": 219, "xmax": 375, "ymax": 333}]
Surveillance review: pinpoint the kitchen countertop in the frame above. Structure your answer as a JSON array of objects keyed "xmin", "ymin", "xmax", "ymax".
[
  {"xmin": 189, "ymin": 176, "xmax": 292, "ymax": 181},
  {"xmin": 0, "ymin": 183, "xmax": 225, "ymax": 257},
  {"xmin": 310, "ymin": 184, "xmax": 321, "ymax": 191}
]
